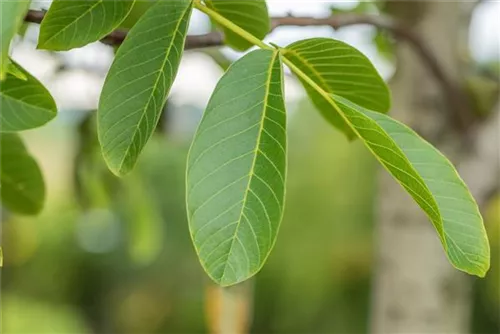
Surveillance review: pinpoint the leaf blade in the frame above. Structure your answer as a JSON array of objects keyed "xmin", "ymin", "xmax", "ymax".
[
  {"xmin": 333, "ymin": 95, "xmax": 490, "ymax": 276},
  {"xmin": 38, "ymin": 0, "xmax": 135, "ymax": 51},
  {"xmin": 98, "ymin": 0, "xmax": 193, "ymax": 176},
  {"xmin": 0, "ymin": 133, "xmax": 45, "ymax": 215},
  {"xmin": 205, "ymin": 0, "xmax": 270, "ymax": 51},
  {"xmin": 283, "ymin": 38, "xmax": 390, "ymax": 139},
  {"xmin": 0, "ymin": 1, "xmax": 30, "ymax": 80},
  {"xmin": 186, "ymin": 49, "xmax": 287, "ymax": 286},
  {"xmin": 0, "ymin": 61, "xmax": 57, "ymax": 132}
]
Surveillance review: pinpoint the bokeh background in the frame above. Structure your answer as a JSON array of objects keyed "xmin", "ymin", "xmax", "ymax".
[{"xmin": 1, "ymin": 1, "xmax": 499, "ymax": 333}]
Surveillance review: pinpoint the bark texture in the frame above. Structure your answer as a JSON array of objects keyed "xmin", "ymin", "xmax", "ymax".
[{"xmin": 371, "ymin": 2, "xmax": 498, "ymax": 333}]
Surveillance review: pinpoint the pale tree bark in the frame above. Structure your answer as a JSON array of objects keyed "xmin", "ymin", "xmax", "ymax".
[
  {"xmin": 205, "ymin": 281, "xmax": 254, "ymax": 334},
  {"xmin": 371, "ymin": 2, "xmax": 498, "ymax": 333}
]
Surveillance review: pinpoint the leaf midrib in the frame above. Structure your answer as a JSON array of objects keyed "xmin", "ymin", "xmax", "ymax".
[
  {"xmin": 1, "ymin": 92, "xmax": 55, "ymax": 115},
  {"xmin": 219, "ymin": 50, "xmax": 279, "ymax": 284},
  {"xmin": 282, "ymin": 57, "xmax": 446, "ymax": 249},
  {"xmin": 41, "ymin": 0, "xmax": 104, "ymax": 46},
  {"xmin": 283, "ymin": 48, "xmax": 331, "ymax": 93},
  {"xmin": 115, "ymin": 2, "xmax": 192, "ymax": 174}
]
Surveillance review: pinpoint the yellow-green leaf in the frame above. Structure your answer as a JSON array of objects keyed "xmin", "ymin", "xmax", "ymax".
[
  {"xmin": 283, "ymin": 38, "xmax": 390, "ymax": 139},
  {"xmin": 0, "ymin": 133, "xmax": 45, "ymax": 215},
  {"xmin": 205, "ymin": 0, "xmax": 270, "ymax": 51},
  {"xmin": 186, "ymin": 49, "xmax": 287, "ymax": 286},
  {"xmin": 333, "ymin": 95, "xmax": 490, "ymax": 276},
  {"xmin": 98, "ymin": 0, "xmax": 193, "ymax": 176},
  {"xmin": 0, "ymin": 1, "xmax": 30, "ymax": 80},
  {"xmin": 6, "ymin": 59, "xmax": 27, "ymax": 80},
  {"xmin": 1, "ymin": 61, "xmax": 57, "ymax": 132},
  {"xmin": 38, "ymin": 0, "xmax": 135, "ymax": 51}
]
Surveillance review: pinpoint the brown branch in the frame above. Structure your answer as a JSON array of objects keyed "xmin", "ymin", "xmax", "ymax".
[
  {"xmin": 24, "ymin": 9, "xmax": 471, "ymax": 130},
  {"xmin": 25, "ymin": 9, "xmax": 224, "ymax": 49}
]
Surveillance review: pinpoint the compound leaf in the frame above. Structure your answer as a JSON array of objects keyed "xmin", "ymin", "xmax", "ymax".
[
  {"xmin": 333, "ymin": 95, "xmax": 490, "ymax": 277},
  {"xmin": 98, "ymin": 0, "xmax": 193, "ymax": 176},
  {"xmin": 283, "ymin": 38, "xmax": 390, "ymax": 139},
  {"xmin": 0, "ymin": 61, "xmax": 57, "ymax": 132},
  {"xmin": 205, "ymin": 0, "xmax": 270, "ymax": 51},
  {"xmin": 186, "ymin": 49, "xmax": 287, "ymax": 286},
  {"xmin": 0, "ymin": 133, "xmax": 45, "ymax": 215},
  {"xmin": 38, "ymin": 0, "xmax": 135, "ymax": 51}
]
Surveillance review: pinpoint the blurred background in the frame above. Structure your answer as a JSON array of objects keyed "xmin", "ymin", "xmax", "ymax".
[{"xmin": 1, "ymin": 1, "xmax": 499, "ymax": 333}]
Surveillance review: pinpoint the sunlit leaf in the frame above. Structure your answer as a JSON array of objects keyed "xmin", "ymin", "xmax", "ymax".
[
  {"xmin": 6, "ymin": 60, "xmax": 27, "ymax": 80},
  {"xmin": 332, "ymin": 95, "xmax": 490, "ymax": 277},
  {"xmin": 187, "ymin": 49, "xmax": 287, "ymax": 286},
  {"xmin": 0, "ymin": 61, "xmax": 57, "ymax": 132},
  {"xmin": 205, "ymin": 0, "xmax": 270, "ymax": 51},
  {"xmin": 0, "ymin": 133, "xmax": 45, "ymax": 215},
  {"xmin": 98, "ymin": 0, "xmax": 193, "ymax": 176},
  {"xmin": 0, "ymin": 1, "xmax": 30, "ymax": 80},
  {"xmin": 38, "ymin": 0, "xmax": 135, "ymax": 51},
  {"xmin": 283, "ymin": 38, "xmax": 390, "ymax": 139}
]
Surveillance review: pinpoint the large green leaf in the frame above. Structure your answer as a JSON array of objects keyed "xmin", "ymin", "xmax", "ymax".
[
  {"xmin": 98, "ymin": 0, "xmax": 193, "ymax": 176},
  {"xmin": 186, "ymin": 49, "xmax": 287, "ymax": 286},
  {"xmin": 0, "ymin": 133, "xmax": 45, "ymax": 215},
  {"xmin": 0, "ymin": 61, "xmax": 57, "ymax": 132},
  {"xmin": 332, "ymin": 95, "xmax": 490, "ymax": 276},
  {"xmin": 283, "ymin": 38, "xmax": 390, "ymax": 139},
  {"xmin": 205, "ymin": 0, "xmax": 270, "ymax": 51},
  {"xmin": 38, "ymin": 0, "xmax": 135, "ymax": 51},
  {"xmin": 0, "ymin": 1, "xmax": 30, "ymax": 80}
]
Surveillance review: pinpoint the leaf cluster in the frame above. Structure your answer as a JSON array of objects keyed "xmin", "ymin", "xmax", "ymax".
[{"xmin": 0, "ymin": 0, "xmax": 490, "ymax": 285}]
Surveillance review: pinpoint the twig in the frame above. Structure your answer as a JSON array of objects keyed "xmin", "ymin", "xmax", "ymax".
[{"xmin": 24, "ymin": 9, "xmax": 472, "ymax": 130}]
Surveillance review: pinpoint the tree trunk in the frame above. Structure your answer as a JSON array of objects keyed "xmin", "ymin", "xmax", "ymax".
[
  {"xmin": 370, "ymin": 2, "xmax": 498, "ymax": 333},
  {"xmin": 205, "ymin": 281, "xmax": 253, "ymax": 334}
]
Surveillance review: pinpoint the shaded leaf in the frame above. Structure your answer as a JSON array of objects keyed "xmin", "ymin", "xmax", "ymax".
[
  {"xmin": 98, "ymin": 0, "xmax": 193, "ymax": 176},
  {"xmin": 120, "ymin": 0, "xmax": 155, "ymax": 29},
  {"xmin": 0, "ymin": 61, "xmax": 57, "ymax": 132},
  {"xmin": 0, "ymin": 1, "xmax": 30, "ymax": 80},
  {"xmin": 205, "ymin": 0, "xmax": 270, "ymax": 51},
  {"xmin": 333, "ymin": 95, "xmax": 490, "ymax": 277},
  {"xmin": 0, "ymin": 133, "xmax": 45, "ymax": 215},
  {"xmin": 38, "ymin": 0, "xmax": 135, "ymax": 51},
  {"xmin": 283, "ymin": 38, "xmax": 390, "ymax": 139},
  {"xmin": 186, "ymin": 49, "xmax": 287, "ymax": 286}
]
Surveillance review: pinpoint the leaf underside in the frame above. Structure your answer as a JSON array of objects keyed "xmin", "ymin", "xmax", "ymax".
[
  {"xmin": 98, "ymin": 0, "xmax": 193, "ymax": 176},
  {"xmin": 186, "ymin": 49, "xmax": 287, "ymax": 286},
  {"xmin": 0, "ymin": 61, "xmax": 57, "ymax": 132},
  {"xmin": 284, "ymin": 38, "xmax": 390, "ymax": 139},
  {"xmin": 333, "ymin": 95, "xmax": 490, "ymax": 277},
  {"xmin": 0, "ymin": 133, "xmax": 45, "ymax": 215},
  {"xmin": 38, "ymin": 0, "xmax": 135, "ymax": 51},
  {"xmin": 205, "ymin": 0, "xmax": 270, "ymax": 51}
]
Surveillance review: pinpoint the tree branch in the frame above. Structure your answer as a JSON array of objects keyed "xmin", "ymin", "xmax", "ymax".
[{"xmin": 24, "ymin": 9, "xmax": 472, "ymax": 130}]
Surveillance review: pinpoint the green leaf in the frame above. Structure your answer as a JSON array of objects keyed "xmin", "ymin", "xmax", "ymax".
[
  {"xmin": 38, "ymin": 0, "xmax": 135, "ymax": 51},
  {"xmin": 205, "ymin": 0, "xmax": 270, "ymax": 51},
  {"xmin": 0, "ymin": 133, "xmax": 45, "ymax": 215},
  {"xmin": 6, "ymin": 60, "xmax": 27, "ymax": 80},
  {"xmin": 186, "ymin": 49, "xmax": 287, "ymax": 286},
  {"xmin": 120, "ymin": 0, "xmax": 155, "ymax": 29},
  {"xmin": 98, "ymin": 0, "xmax": 193, "ymax": 176},
  {"xmin": 332, "ymin": 95, "xmax": 490, "ymax": 277},
  {"xmin": 0, "ymin": 61, "xmax": 57, "ymax": 132},
  {"xmin": 0, "ymin": 1, "xmax": 30, "ymax": 80},
  {"xmin": 283, "ymin": 38, "xmax": 390, "ymax": 139}
]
